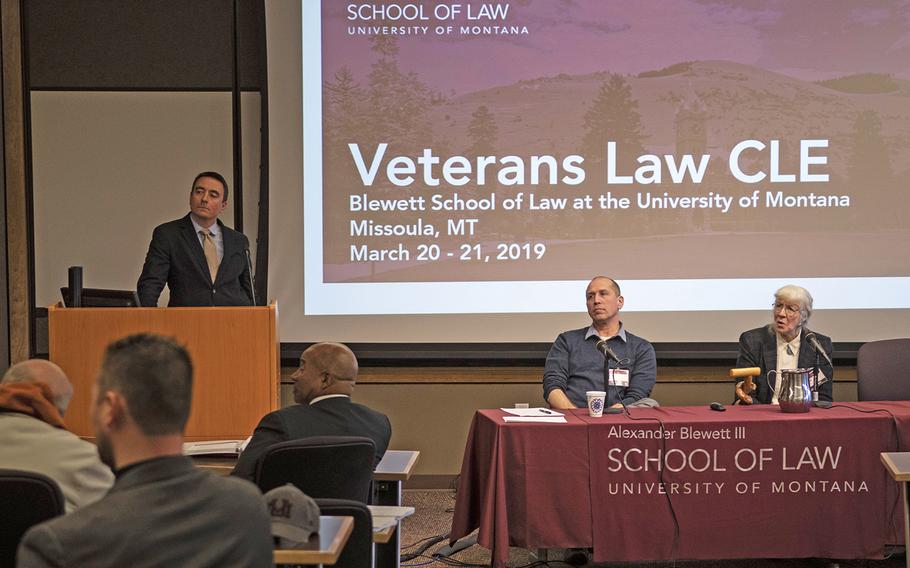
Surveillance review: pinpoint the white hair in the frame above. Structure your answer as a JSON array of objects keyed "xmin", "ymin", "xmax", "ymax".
[
  {"xmin": 774, "ymin": 284, "xmax": 813, "ymax": 323},
  {"xmin": 1, "ymin": 360, "xmax": 72, "ymax": 415}
]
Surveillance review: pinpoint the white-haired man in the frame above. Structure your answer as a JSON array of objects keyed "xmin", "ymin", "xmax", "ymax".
[
  {"xmin": 0, "ymin": 360, "xmax": 113, "ymax": 511},
  {"xmin": 735, "ymin": 285, "xmax": 834, "ymax": 404}
]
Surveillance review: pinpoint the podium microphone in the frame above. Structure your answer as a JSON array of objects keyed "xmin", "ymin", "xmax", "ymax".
[{"xmin": 245, "ymin": 248, "xmax": 257, "ymax": 306}]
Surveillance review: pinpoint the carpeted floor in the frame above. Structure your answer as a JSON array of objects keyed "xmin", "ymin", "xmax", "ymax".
[{"xmin": 397, "ymin": 489, "xmax": 905, "ymax": 568}]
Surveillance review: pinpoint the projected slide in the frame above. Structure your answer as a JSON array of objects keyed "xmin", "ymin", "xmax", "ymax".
[{"xmin": 303, "ymin": 1, "xmax": 910, "ymax": 315}]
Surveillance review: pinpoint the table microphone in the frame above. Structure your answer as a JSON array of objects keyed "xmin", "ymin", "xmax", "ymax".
[
  {"xmin": 596, "ymin": 339, "xmax": 626, "ymax": 414},
  {"xmin": 804, "ymin": 331, "xmax": 833, "ymax": 367},
  {"xmin": 805, "ymin": 331, "xmax": 833, "ymax": 409},
  {"xmin": 596, "ymin": 339, "xmax": 622, "ymax": 363}
]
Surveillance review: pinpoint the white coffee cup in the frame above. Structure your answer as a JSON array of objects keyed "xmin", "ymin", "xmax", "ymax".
[{"xmin": 586, "ymin": 390, "xmax": 607, "ymax": 417}]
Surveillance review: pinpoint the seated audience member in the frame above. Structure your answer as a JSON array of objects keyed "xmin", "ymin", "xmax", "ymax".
[
  {"xmin": 232, "ymin": 342, "xmax": 392, "ymax": 481},
  {"xmin": 543, "ymin": 276, "xmax": 657, "ymax": 410},
  {"xmin": 17, "ymin": 334, "xmax": 272, "ymax": 568},
  {"xmin": 0, "ymin": 360, "xmax": 113, "ymax": 512},
  {"xmin": 735, "ymin": 284, "xmax": 834, "ymax": 404}
]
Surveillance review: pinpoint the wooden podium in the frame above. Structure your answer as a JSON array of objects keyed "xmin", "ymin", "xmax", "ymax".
[{"xmin": 48, "ymin": 303, "xmax": 280, "ymax": 440}]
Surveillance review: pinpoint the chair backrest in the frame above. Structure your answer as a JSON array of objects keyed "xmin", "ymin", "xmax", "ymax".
[
  {"xmin": 313, "ymin": 498, "xmax": 373, "ymax": 568},
  {"xmin": 0, "ymin": 469, "xmax": 65, "ymax": 568},
  {"xmin": 857, "ymin": 338, "xmax": 910, "ymax": 401},
  {"xmin": 255, "ymin": 436, "xmax": 375, "ymax": 503}
]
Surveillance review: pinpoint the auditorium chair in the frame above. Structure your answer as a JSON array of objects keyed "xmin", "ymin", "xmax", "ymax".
[
  {"xmin": 255, "ymin": 436, "xmax": 376, "ymax": 503},
  {"xmin": 857, "ymin": 338, "xmax": 910, "ymax": 401},
  {"xmin": 314, "ymin": 498, "xmax": 373, "ymax": 568},
  {"xmin": 0, "ymin": 469, "xmax": 65, "ymax": 568}
]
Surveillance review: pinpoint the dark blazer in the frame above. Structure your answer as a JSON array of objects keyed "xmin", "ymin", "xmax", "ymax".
[
  {"xmin": 232, "ymin": 396, "xmax": 392, "ymax": 482},
  {"xmin": 137, "ymin": 214, "xmax": 253, "ymax": 307},
  {"xmin": 736, "ymin": 325, "xmax": 834, "ymax": 404},
  {"xmin": 17, "ymin": 456, "xmax": 273, "ymax": 568}
]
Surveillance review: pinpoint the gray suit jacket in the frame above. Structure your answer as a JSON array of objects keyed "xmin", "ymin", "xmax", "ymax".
[
  {"xmin": 137, "ymin": 214, "xmax": 253, "ymax": 307},
  {"xmin": 736, "ymin": 325, "xmax": 834, "ymax": 404},
  {"xmin": 17, "ymin": 456, "xmax": 273, "ymax": 568}
]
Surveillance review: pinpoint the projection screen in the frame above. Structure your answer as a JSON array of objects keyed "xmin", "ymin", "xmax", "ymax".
[{"xmin": 266, "ymin": 0, "xmax": 910, "ymax": 344}]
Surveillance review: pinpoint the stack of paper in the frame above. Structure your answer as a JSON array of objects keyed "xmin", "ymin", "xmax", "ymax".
[
  {"xmin": 500, "ymin": 408, "xmax": 567, "ymax": 423},
  {"xmin": 182, "ymin": 437, "xmax": 251, "ymax": 456}
]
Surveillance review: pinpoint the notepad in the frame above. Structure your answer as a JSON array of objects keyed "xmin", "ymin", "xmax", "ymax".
[
  {"xmin": 500, "ymin": 407, "xmax": 564, "ymax": 417},
  {"xmin": 502, "ymin": 416, "xmax": 567, "ymax": 423}
]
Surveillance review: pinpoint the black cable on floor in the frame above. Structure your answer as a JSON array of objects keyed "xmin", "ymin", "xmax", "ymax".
[
  {"xmin": 402, "ymin": 533, "xmax": 448, "ymax": 551},
  {"xmin": 401, "ymin": 534, "xmax": 450, "ymax": 562}
]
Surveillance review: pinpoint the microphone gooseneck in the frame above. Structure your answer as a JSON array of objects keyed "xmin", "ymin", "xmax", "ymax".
[
  {"xmin": 245, "ymin": 248, "xmax": 257, "ymax": 306},
  {"xmin": 804, "ymin": 331, "xmax": 833, "ymax": 367},
  {"xmin": 597, "ymin": 338, "xmax": 627, "ymax": 415},
  {"xmin": 595, "ymin": 338, "xmax": 622, "ymax": 363}
]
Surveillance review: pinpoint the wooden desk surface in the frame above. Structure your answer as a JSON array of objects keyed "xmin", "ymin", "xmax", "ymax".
[
  {"xmin": 881, "ymin": 452, "xmax": 910, "ymax": 481},
  {"xmin": 369, "ymin": 505, "xmax": 415, "ymax": 519},
  {"xmin": 370, "ymin": 505, "xmax": 415, "ymax": 544},
  {"xmin": 372, "ymin": 523, "xmax": 397, "ymax": 544},
  {"xmin": 274, "ymin": 515, "xmax": 353, "ymax": 565},
  {"xmin": 190, "ymin": 455, "xmax": 236, "ymax": 475},
  {"xmin": 374, "ymin": 450, "xmax": 420, "ymax": 481}
]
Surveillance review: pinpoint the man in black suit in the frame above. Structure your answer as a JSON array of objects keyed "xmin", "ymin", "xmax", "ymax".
[
  {"xmin": 137, "ymin": 171, "xmax": 253, "ymax": 307},
  {"xmin": 232, "ymin": 342, "xmax": 392, "ymax": 481}
]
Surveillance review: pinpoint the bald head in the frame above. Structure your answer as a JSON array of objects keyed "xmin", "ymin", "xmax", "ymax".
[
  {"xmin": 291, "ymin": 342, "xmax": 359, "ymax": 404},
  {"xmin": 306, "ymin": 343, "xmax": 358, "ymax": 382},
  {"xmin": 2, "ymin": 360, "xmax": 73, "ymax": 415},
  {"xmin": 588, "ymin": 276, "xmax": 621, "ymax": 297}
]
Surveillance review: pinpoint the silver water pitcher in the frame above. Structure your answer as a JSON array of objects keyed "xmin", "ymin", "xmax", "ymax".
[{"xmin": 771, "ymin": 368, "xmax": 813, "ymax": 413}]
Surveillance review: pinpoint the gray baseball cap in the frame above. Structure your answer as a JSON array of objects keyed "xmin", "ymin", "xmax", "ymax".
[{"xmin": 264, "ymin": 484, "xmax": 320, "ymax": 548}]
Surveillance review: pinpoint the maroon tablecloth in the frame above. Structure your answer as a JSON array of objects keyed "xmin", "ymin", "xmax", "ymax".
[
  {"xmin": 450, "ymin": 402, "xmax": 910, "ymax": 567},
  {"xmin": 450, "ymin": 409, "xmax": 592, "ymax": 563}
]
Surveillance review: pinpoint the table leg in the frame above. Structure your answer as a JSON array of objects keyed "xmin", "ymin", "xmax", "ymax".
[
  {"xmin": 373, "ymin": 481, "xmax": 403, "ymax": 568},
  {"xmin": 376, "ymin": 526, "xmax": 401, "ymax": 568},
  {"xmin": 903, "ymin": 482, "xmax": 909, "ymax": 568}
]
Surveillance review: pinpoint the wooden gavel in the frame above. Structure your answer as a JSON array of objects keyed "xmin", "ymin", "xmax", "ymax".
[{"xmin": 730, "ymin": 367, "xmax": 761, "ymax": 403}]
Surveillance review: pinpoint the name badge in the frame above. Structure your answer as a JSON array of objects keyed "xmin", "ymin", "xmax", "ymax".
[{"xmin": 609, "ymin": 369, "xmax": 630, "ymax": 387}]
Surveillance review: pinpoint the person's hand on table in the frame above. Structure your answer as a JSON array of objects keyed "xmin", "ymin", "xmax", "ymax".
[{"xmin": 547, "ymin": 389, "xmax": 577, "ymax": 410}]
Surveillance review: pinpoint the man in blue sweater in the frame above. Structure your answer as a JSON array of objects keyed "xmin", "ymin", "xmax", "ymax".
[{"xmin": 543, "ymin": 276, "xmax": 657, "ymax": 410}]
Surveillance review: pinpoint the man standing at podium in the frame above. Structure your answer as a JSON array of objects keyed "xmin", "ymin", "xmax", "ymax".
[{"xmin": 137, "ymin": 171, "xmax": 254, "ymax": 307}]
